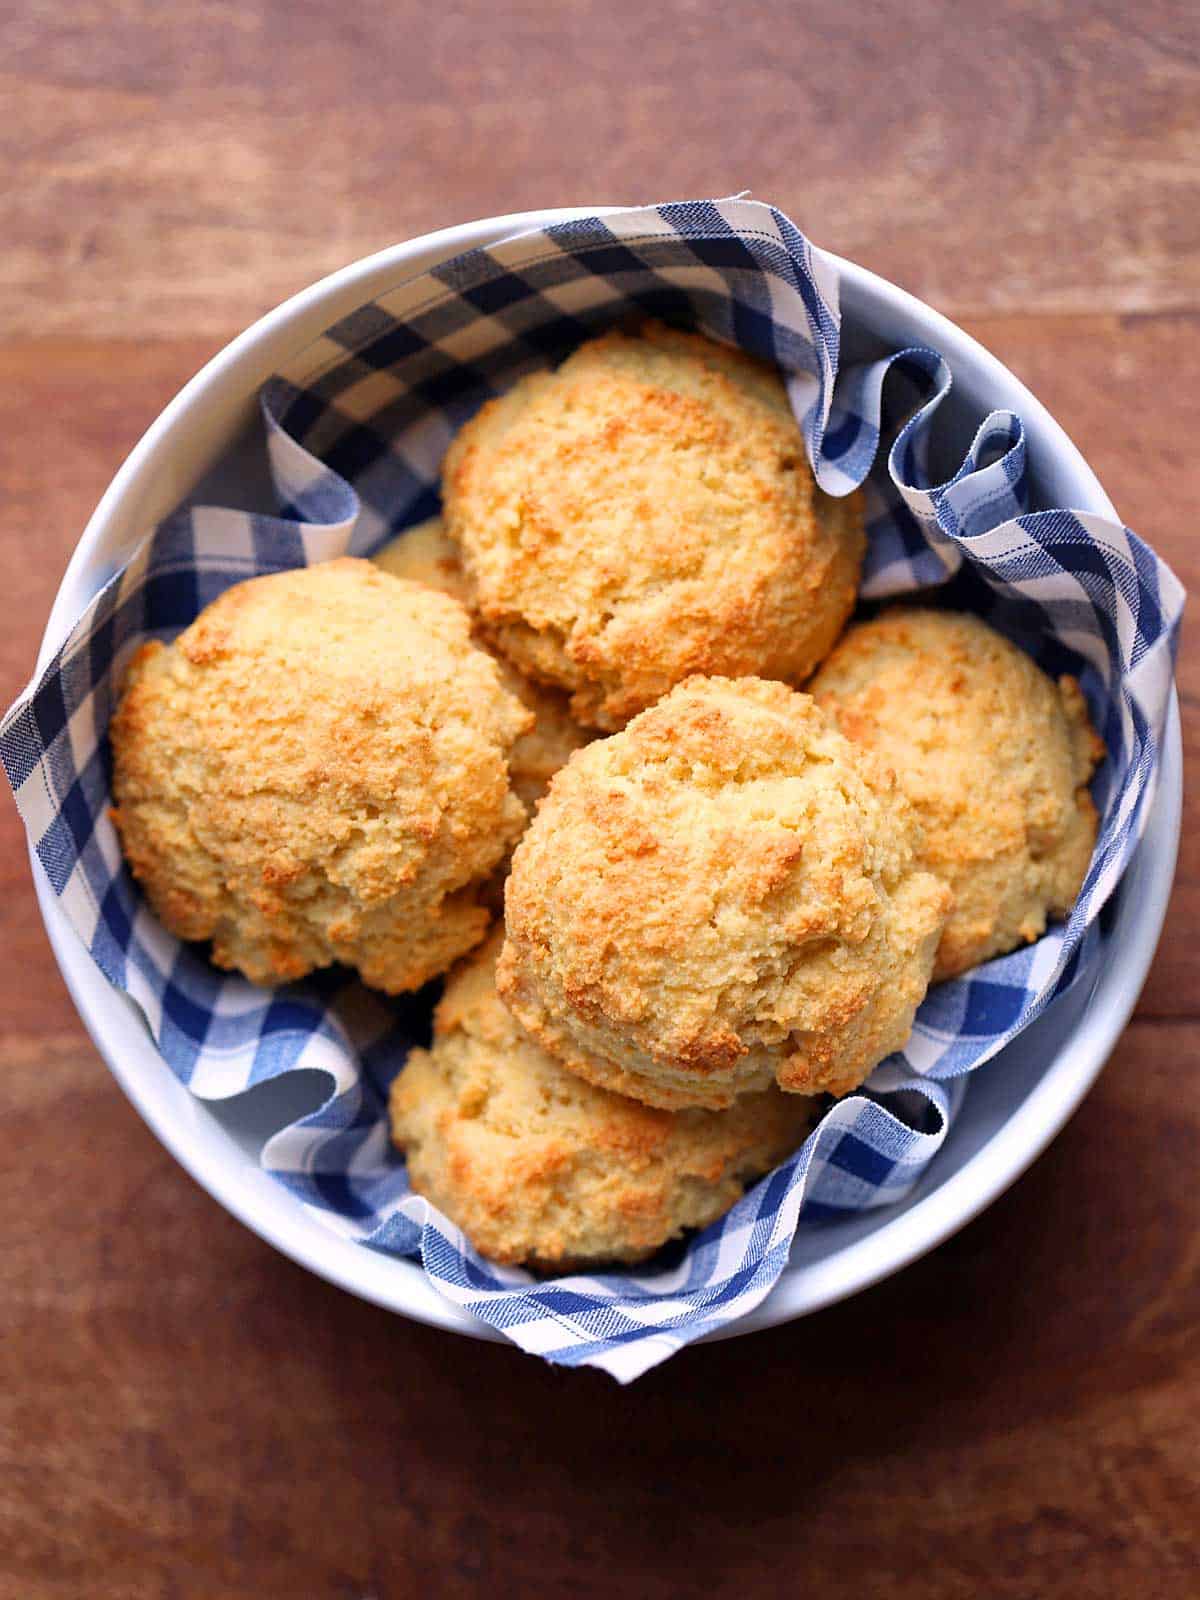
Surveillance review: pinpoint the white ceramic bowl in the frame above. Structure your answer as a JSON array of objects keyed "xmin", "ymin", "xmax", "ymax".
[{"xmin": 31, "ymin": 208, "xmax": 1181, "ymax": 1344}]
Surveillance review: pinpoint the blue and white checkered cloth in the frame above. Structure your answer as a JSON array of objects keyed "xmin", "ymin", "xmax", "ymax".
[{"xmin": 2, "ymin": 200, "xmax": 1184, "ymax": 1381}]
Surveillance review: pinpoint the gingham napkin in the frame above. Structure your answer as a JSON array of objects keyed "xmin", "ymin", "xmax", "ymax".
[{"xmin": 2, "ymin": 200, "xmax": 1184, "ymax": 1382}]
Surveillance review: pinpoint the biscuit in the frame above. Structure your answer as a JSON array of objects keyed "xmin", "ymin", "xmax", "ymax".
[
  {"xmin": 498, "ymin": 676, "xmax": 951, "ymax": 1109},
  {"xmin": 390, "ymin": 933, "xmax": 819, "ymax": 1270},
  {"xmin": 442, "ymin": 321, "xmax": 865, "ymax": 730},
  {"xmin": 810, "ymin": 608, "xmax": 1104, "ymax": 979},
  {"xmin": 372, "ymin": 518, "xmax": 590, "ymax": 811},
  {"xmin": 110, "ymin": 558, "xmax": 532, "ymax": 992},
  {"xmin": 371, "ymin": 514, "xmax": 471, "ymax": 605}
]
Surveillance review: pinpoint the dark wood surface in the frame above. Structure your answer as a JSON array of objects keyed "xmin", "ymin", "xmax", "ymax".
[{"xmin": 2, "ymin": 3, "xmax": 1197, "ymax": 1596}]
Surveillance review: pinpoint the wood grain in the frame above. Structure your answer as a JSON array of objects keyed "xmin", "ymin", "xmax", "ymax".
[
  {"xmin": 2, "ymin": 0, "xmax": 1198, "ymax": 339},
  {"xmin": 1, "ymin": 1022, "xmax": 1196, "ymax": 1599},
  {"xmin": 2, "ymin": 1, "xmax": 1198, "ymax": 1594}
]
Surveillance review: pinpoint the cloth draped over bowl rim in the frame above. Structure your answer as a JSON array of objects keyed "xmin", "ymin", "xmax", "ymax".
[{"xmin": 0, "ymin": 198, "xmax": 1185, "ymax": 1382}]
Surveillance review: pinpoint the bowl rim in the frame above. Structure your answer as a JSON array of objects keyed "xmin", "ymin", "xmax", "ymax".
[{"xmin": 28, "ymin": 205, "xmax": 1182, "ymax": 1346}]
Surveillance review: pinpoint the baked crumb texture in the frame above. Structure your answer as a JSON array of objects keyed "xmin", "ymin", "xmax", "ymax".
[
  {"xmin": 390, "ymin": 932, "xmax": 819, "ymax": 1270},
  {"xmin": 811, "ymin": 607, "xmax": 1104, "ymax": 980},
  {"xmin": 372, "ymin": 518, "xmax": 591, "ymax": 814},
  {"xmin": 371, "ymin": 514, "xmax": 472, "ymax": 605},
  {"xmin": 498, "ymin": 675, "xmax": 951, "ymax": 1109},
  {"xmin": 442, "ymin": 321, "xmax": 866, "ymax": 731},
  {"xmin": 110, "ymin": 558, "xmax": 532, "ymax": 992}
]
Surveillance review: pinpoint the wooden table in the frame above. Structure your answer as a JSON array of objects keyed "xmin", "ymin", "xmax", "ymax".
[{"xmin": 2, "ymin": 3, "xmax": 1197, "ymax": 1595}]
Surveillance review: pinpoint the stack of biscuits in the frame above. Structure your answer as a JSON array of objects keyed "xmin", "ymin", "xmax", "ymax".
[{"xmin": 110, "ymin": 322, "xmax": 1104, "ymax": 1271}]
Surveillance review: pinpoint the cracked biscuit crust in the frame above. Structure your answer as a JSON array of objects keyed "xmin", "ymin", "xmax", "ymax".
[
  {"xmin": 442, "ymin": 321, "xmax": 865, "ymax": 730},
  {"xmin": 497, "ymin": 676, "xmax": 950, "ymax": 1109},
  {"xmin": 390, "ymin": 933, "xmax": 819, "ymax": 1270},
  {"xmin": 110, "ymin": 558, "xmax": 532, "ymax": 992},
  {"xmin": 810, "ymin": 608, "xmax": 1104, "ymax": 980}
]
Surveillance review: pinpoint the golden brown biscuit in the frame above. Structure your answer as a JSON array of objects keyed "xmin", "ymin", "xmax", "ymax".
[
  {"xmin": 372, "ymin": 519, "xmax": 590, "ymax": 811},
  {"xmin": 110, "ymin": 558, "xmax": 532, "ymax": 992},
  {"xmin": 498, "ymin": 676, "xmax": 950, "ymax": 1109},
  {"xmin": 810, "ymin": 608, "xmax": 1104, "ymax": 980},
  {"xmin": 493, "ymin": 659, "xmax": 591, "ymax": 814},
  {"xmin": 442, "ymin": 321, "xmax": 866, "ymax": 730},
  {"xmin": 390, "ymin": 933, "xmax": 819, "ymax": 1270},
  {"xmin": 370, "ymin": 514, "xmax": 471, "ymax": 605}
]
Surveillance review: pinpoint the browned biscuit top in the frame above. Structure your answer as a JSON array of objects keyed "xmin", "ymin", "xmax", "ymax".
[
  {"xmin": 498, "ymin": 675, "xmax": 950, "ymax": 1109},
  {"xmin": 442, "ymin": 320, "xmax": 865, "ymax": 729},
  {"xmin": 110, "ymin": 557, "xmax": 531, "ymax": 992},
  {"xmin": 810, "ymin": 607, "xmax": 1104, "ymax": 979}
]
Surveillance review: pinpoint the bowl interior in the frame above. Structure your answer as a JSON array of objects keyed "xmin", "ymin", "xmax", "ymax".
[{"xmin": 32, "ymin": 209, "xmax": 1182, "ymax": 1343}]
